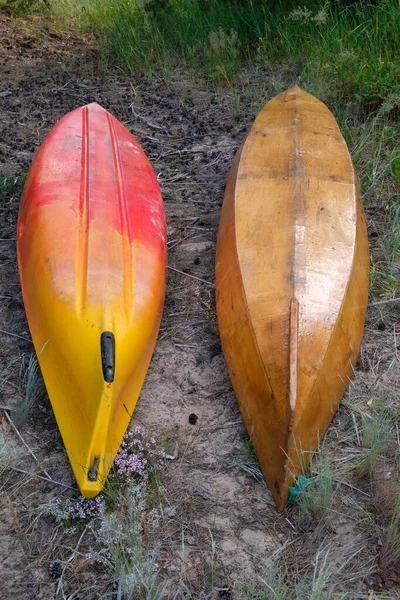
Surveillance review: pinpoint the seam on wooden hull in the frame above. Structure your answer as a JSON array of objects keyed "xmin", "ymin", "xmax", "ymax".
[
  {"xmin": 76, "ymin": 105, "xmax": 89, "ymax": 312},
  {"xmin": 287, "ymin": 87, "xmax": 305, "ymax": 424},
  {"xmin": 289, "ymin": 298, "xmax": 299, "ymax": 417},
  {"xmin": 107, "ymin": 113, "xmax": 133, "ymax": 317}
]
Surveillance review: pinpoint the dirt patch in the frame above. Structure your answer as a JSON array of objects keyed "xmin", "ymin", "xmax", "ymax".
[{"xmin": 0, "ymin": 11, "xmax": 399, "ymax": 600}]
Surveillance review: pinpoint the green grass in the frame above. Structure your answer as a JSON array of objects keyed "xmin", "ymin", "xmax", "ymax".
[
  {"xmin": 336, "ymin": 106, "xmax": 400, "ymax": 298},
  {"xmin": 295, "ymin": 449, "xmax": 336, "ymax": 519},
  {"xmin": 14, "ymin": 354, "xmax": 43, "ymax": 425},
  {"xmin": 379, "ymin": 495, "xmax": 400, "ymax": 574},
  {"xmin": 0, "ymin": 0, "xmax": 49, "ymax": 17},
  {"xmin": 48, "ymin": 0, "xmax": 400, "ymax": 102},
  {"xmin": 1, "ymin": 1, "xmax": 399, "ymax": 596},
  {"xmin": 0, "ymin": 173, "xmax": 26, "ymax": 204},
  {"xmin": 236, "ymin": 548, "xmax": 348, "ymax": 600},
  {"xmin": 356, "ymin": 407, "xmax": 396, "ymax": 478}
]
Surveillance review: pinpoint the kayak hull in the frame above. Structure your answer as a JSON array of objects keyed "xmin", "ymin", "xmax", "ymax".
[
  {"xmin": 17, "ymin": 103, "xmax": 166, "ymax": 497},
  {"xmin": 216, "ymin": 86, "xmax": 369, "ymax": 509}
]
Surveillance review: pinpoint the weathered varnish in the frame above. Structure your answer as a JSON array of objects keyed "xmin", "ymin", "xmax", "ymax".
[{"xmin": 216, "ymin": 86, "xmax": 369, "ymax": 509}]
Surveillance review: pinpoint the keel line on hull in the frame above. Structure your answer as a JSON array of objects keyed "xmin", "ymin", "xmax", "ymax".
[{"xmin": 76, "ymin": 105, "xmax": 89, "ymax": 312}]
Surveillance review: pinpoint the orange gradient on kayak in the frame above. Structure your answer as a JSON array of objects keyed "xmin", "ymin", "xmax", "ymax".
[{"xmin": 17, "ymin": 103, "xmax": 166, "ymax": 497}]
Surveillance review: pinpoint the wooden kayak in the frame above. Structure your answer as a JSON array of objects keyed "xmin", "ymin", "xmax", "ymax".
[
  {"xmin": 17, "ymin": 103, "xmax": 166, "ymax": 497},
  {"xmin": 216, "ymin": 86, "xmax": 369, "ymax": 510}
]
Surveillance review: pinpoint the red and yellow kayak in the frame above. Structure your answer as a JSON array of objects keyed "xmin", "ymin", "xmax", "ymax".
[{"xmin": 17, "ymin": 103, "xmax": 166, "ymax": 497}]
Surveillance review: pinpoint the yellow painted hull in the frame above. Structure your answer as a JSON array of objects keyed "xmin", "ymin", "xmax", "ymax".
[{"xmin": 17, "ymin": 103, "xmax": 166, "ymax": 497}]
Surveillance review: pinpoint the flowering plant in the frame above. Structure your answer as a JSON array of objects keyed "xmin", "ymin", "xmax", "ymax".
[
  {"xmin": 113, "ymin": 425, "xmax": 165, "ymax": 482},
  {"xmin": 51, "ymin": 426, "xmax": 165, "ymax": 530},
  {"xmin": 52, "ymin": 495, "xmax": 103, "ymax": 533}
]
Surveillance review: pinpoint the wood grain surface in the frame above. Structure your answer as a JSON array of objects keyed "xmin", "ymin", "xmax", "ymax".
[{"xmin": 216, "ymin": 86, "xmax": 369, "ymax": 509}]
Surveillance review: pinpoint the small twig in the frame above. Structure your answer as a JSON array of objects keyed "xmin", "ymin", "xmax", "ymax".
[
  {"xmin": 0, "ymin": 329, "xmax": 32, "ymax": 343},
  {"xmin": 351, "ymin": 412, "xmax": 360, "ymax": 446},
  {"xmin": 11, "ymin": 467, "xmax": 74, "ymax": 491},
  {"xmin": 53, "ymin": 80, "xmax": 71, "ymax": 91},
  {"xmin": 159, "ymin": 173, "xmax": 191, "ymax": 183},
  {"xmin": 285, "ymin": 517, "xmax": 296, "ymax": 530},
  {"xmin": 3, "ymin": 409, "xmax": 52, "ymax": 480},
  {"xmin": 167, "ymin": 233, "xmax": 196, "ymax": 252},
  {"xmin": 167, "ymin": 265, "xmax": 213, "ymax": 287},
  {"xmin": 341, "ymin": 399, "xmax": 372, "ymax": 419},
  {"xmin": 394, "ymin": 323, "xmax": 399, "ymax": 363},
  {"xmin": 128, "ymin": 108, "xmax": 168, "ymax": 132},
  {"xmin": 174, "ymin": 344, "xmax": 199, "ymax": 348},
  {"xmin": 191, "ymin": 199, "xmax": 221, "ymax": 204},
  {"xmin": 57, "ymin": 526, "xmax": 89, "ymax": 596},
  {"xmin": 186, "ymin": 320, "xmax": 208, "ymax": 328},
  {"xmin": 368, "ymin": 297, "xmax": 400, "ymax": 306},
  {"xmin": 188, "ymin": 226, "xmax": 213, "ymax": 231},
  {"xmin": 335, "ymin": 479, "xmax": 372, "ymax": 498},
  {"xmin": 365, "ymin": 328, "xmax": 399, "ymax": 337},
  {"xmin": 209, "ymin": 420, "xmax": 243, "ymax": 433}
]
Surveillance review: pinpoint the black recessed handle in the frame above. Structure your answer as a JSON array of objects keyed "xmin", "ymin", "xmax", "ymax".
[{"xmin": 101, "ymin": 331, "xmax": 115, "ymax": 383}]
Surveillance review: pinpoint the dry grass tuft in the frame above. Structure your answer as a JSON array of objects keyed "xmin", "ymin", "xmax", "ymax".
[{"xmin": 378, "ymin": 496, "xmax": 400, "ymax": 585}]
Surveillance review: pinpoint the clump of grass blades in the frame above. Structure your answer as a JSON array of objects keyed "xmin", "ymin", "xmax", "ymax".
[
  {"xmin": 14, "ymin": 354, "xmax": 43, "ymax": 426},
  {"xmin": 371, "ymin": 203, "xmax": 400, "ymax": 298},
  {"xmin": 355, "ymin": 408, "xmax": 396, "ymax": 479},
  {"xmin": 294, "ymin": 448, "xmax": 336, "ymax": 519},
  {"xmin": 68, "ymin": 0, "xmax": 262, "ymax": 83},
  {"xmin": 335, "ymin": 106, "xmax": 400, "ymax": 298},
  {"xmin": 236, "ymin": 548, "xmax": 348, "ymax": 600},
  {"xmin": 94, "ymin": 481, "xmax": 164, "ymax": 600},
  {"xmin": 0, "ymin": 0, "xmax": 49, "ymax": 17},
  {"xmin": 265, "ymin": 0, "xmax": 400, "ymax": 107},
  {"xmin": 0, "ymin": 173, "xmax": 26, "ymax": 207},
  {"xmin": 51, "ymin": 0, "xmax": 400, "ymax": 99},
  {"xmin": 379, "ymin": 495, "xmax": 400, "ymax": 578}
]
